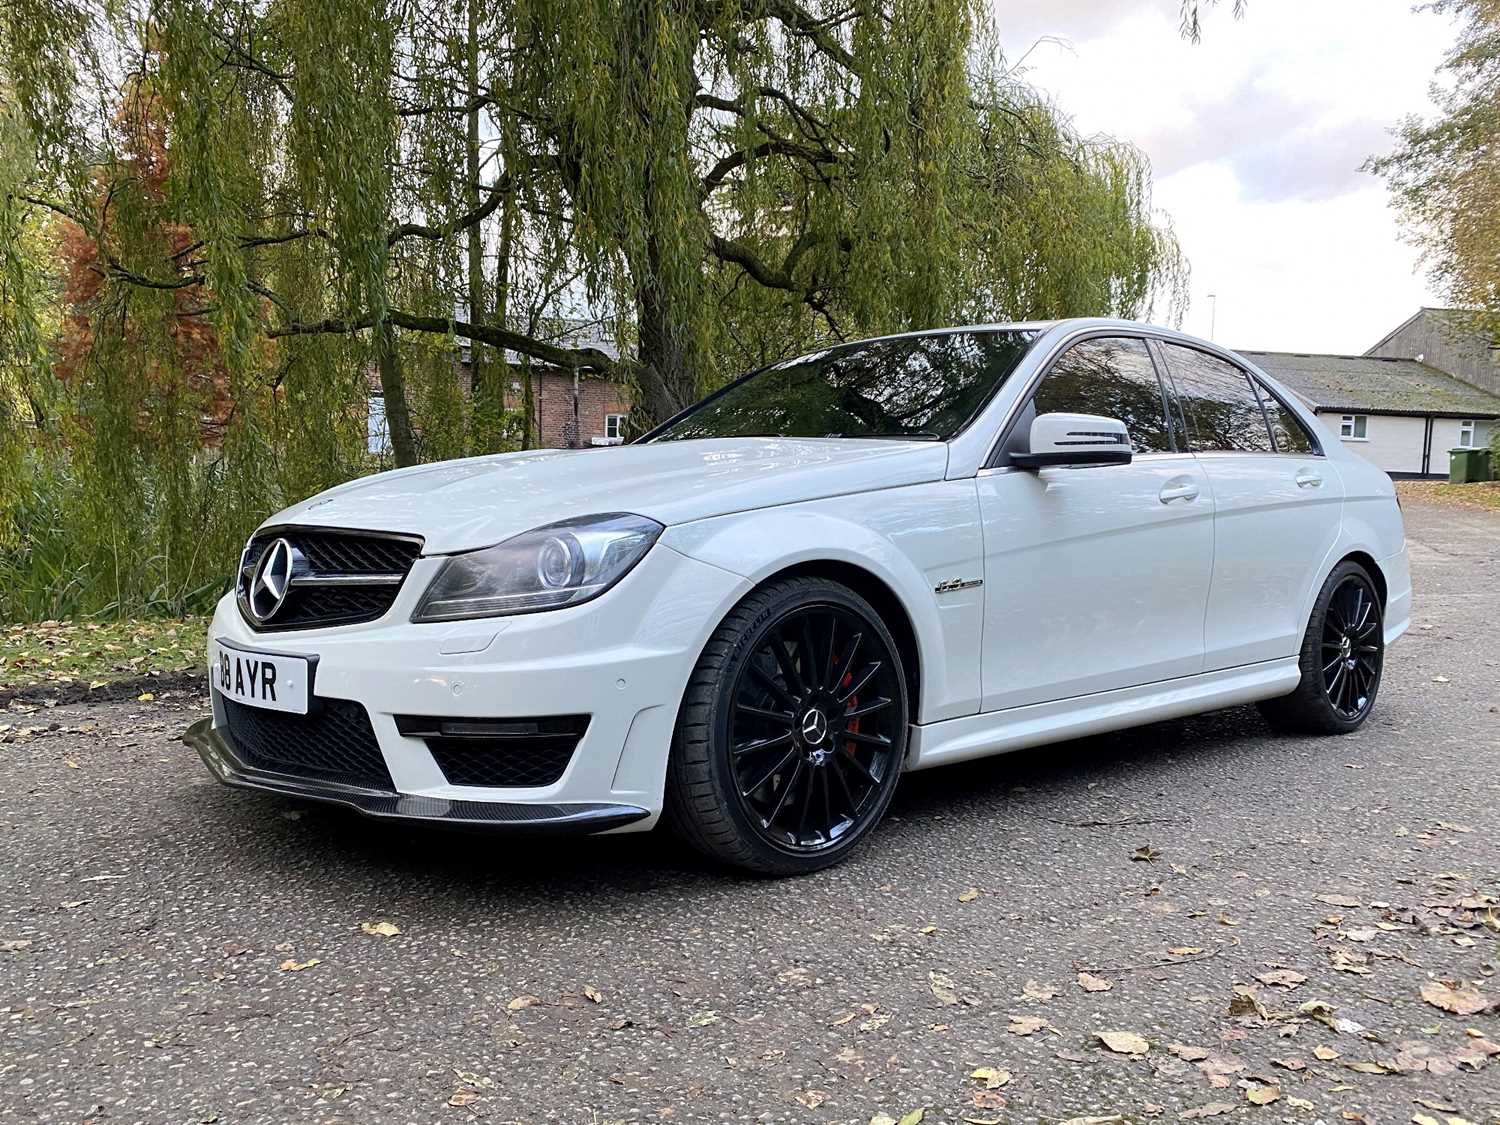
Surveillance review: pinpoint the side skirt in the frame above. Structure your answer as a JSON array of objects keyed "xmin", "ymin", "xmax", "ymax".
[{"xmin": 906, "ymin": 658, "xmax": 1302, "ymax": 771}]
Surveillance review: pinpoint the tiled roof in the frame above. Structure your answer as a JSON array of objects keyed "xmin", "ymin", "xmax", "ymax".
[{"xmin": 1238, "ymin": 350, "xmax": 1500, "ymax": 418}]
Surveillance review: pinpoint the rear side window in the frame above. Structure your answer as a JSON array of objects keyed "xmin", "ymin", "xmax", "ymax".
[
  {"xmin": 1030, "ymin": 337, "xmax": 1172, "ymax": 454},
  {"xmin": 1160, "ymin": 343, "xmax": 1274, "ymax": 453},
  {"xmin": 1256, "ymin": 383, "xmax": 1319, "ymax": 454}
]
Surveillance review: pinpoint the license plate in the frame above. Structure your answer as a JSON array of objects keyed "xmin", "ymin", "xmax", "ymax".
[{"xmin": 211, "ymin": 640, "xmax": 311, "ymax": 715}]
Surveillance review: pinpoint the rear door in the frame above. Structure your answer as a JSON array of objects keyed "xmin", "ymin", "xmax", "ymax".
[
  {"xmin": 976, "ymin": 334, "xmax": 1215, "ymax": 711},
  {"xmin": 1155, "ymin": 342, "xmax": 1344, "ymax": 670}
]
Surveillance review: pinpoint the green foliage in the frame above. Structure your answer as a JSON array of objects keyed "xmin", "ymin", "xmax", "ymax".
[
  {"xmin": 1369, "ymin": 1, "xmax": 1500, "ymax": 331},
  {"xmin": 1, "ymin": 0, "xmax": 1192, "ymax": 621}
]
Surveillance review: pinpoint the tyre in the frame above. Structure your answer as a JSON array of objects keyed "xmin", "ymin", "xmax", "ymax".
[
  {"xmin": 665, "ymin": 577, "xmax": 909, "ymax": 875},
  {"xmin": 1258, "ymin": 560, "xmax": 1384, "ymax": 735}
]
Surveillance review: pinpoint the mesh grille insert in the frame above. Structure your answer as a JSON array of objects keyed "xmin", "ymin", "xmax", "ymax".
[
  {"xmin": 396, "ymin": 715, "xmax": 589, "ymax": 788},
  {"xmin": 222, "ymin": 696, "xmax": 394, "ymax": 791}
]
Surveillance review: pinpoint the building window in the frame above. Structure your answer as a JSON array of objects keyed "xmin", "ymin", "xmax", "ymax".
[
  {"xmin": 1458, "ymin": 419, "xmax": 1477, "ymax": 447},
  {"xmin": 367, "ymin": 395, "xmax": 391, "ymax": 454},
  {"xmin": 1339, "ymin": 414, "xmax": 1368, "ymax": 440},
  {"xmin": 605, "ymin": 413, "xmax": 627, "ymax": 440}
]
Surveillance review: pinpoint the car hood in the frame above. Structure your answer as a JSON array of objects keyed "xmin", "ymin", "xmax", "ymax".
[{"xmin": 262, "ymin": 438, "xmax": 950, "ymax": 554}]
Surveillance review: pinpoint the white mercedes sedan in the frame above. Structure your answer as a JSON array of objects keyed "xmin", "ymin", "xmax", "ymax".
[{"xmin": 186, "ymin": 319, "xmax": 1410, "ymax": 874}]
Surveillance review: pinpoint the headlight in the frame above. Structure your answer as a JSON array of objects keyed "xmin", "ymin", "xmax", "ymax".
[{"xmin": 412, "ymin": 513, "xmax": 663, "ymax": 622}]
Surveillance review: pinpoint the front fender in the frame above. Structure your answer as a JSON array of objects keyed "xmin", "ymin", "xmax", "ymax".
[{"xmin": 661, "ymin": 481, "xmax": 986, "ymax": 723}]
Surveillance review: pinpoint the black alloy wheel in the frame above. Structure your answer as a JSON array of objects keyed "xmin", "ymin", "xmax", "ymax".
[
  {"xmin": 666, "ymin": 578, "xmax": 909, "ymax": 874},
  {"xmin": 1320, "ymin": 574, "xmax": 1382, "ymax": 721},
  {"xmin": 1259, "ymin": 560, "xmax": 1384, "ymax": 734}
]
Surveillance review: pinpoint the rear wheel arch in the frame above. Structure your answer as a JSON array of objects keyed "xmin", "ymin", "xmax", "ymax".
[{"xmin": 1339, "ymin": 550, "xmax": 1387, "ymax": 609}]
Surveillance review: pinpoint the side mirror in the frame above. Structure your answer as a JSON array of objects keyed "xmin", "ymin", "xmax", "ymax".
[{"xmin": 1012, "ymin": 412, "xmax": 1133, "ymax": 470}]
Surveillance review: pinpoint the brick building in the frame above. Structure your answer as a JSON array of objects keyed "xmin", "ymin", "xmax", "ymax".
[{"xmin": 367, "ymin": 319, "xmax": 632, "ymax": 454}]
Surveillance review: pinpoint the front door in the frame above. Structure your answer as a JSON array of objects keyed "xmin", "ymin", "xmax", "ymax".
[{"xmin": 976, "ymin": 335, "xmax": 1216, "ymax": 712}]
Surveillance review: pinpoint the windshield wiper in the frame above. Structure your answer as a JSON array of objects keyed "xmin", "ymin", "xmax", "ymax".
[{"xmin": 822, "ymin": 431, "xmax": 942, "ymax": 441}]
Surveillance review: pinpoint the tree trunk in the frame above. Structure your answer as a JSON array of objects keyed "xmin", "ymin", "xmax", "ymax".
[
  {"xmin": 376, "ymin": 318, "xmax": 418, "ymax": 467},
  {"xmin": 635, "ymin": 228, "xmax": 702, "ymax": 427},
  {"xmin": 465, "ymin": 0, "xmax": 502, "ymax": 450}
]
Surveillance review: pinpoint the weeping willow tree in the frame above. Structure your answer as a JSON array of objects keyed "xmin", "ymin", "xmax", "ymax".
[{"xmin": 2, "ymin": 0, "xmax": 1195, "ymax": 616}]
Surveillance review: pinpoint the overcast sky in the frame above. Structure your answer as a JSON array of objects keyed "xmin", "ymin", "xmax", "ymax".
[{"xmin": 995, "ymin": 0, "xmax": 1457, "ymax": 354}]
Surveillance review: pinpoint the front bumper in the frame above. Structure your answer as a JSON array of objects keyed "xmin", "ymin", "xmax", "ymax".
[
  {"xmin": 190, "ymin": 543, "xmax": 750, "ymax": 830},
  {"xmin": 184, "ymin": 718, "xmax": 650, "ymax": 832}
]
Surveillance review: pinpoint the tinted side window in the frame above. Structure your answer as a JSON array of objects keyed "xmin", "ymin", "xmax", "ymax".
[
  {"xmin": 1160, "ymin": 343, "xmax": 1274, "ymax": 453},
  {"xmin": 1031, "ymin": 337, "xmax": 1171, "ymax": 454},
  {"xmin": 1256, "ymin": 382, "xmax": 1319, "ymax": 454}
]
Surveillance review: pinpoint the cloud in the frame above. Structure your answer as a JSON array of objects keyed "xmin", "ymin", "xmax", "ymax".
[{"xmin": 991, "ymin": 0, "xmax": 1458, "ymax": 351}]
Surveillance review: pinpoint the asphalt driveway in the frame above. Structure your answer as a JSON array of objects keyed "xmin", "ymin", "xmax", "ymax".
[{"xmin": 2, "ymin": 500, "xmax": 1497, "ymax": 1124}]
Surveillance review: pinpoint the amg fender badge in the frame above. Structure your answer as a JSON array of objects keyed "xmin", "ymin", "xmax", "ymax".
[{"xmin": 933, "ymin": 577, "xmax": 983, "ymax": 594}]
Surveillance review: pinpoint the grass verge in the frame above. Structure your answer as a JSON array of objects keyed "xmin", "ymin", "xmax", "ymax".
[
  {"xmin": 1, "ymin": 617, "xmax": 208, "ymax": 692},
  {"xmin": 1397, "ymin": 480, "xmax": 1500, "ymax": 512}
]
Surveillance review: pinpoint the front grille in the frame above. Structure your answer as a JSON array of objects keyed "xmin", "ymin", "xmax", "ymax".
[
  {"xmin": 239, "ymin": 527, "xmax": 423, "ymax": 631},
  {"xmin": 396, "ymin": 715, "xmax": 589, "ymax": 788},
  {"xmin": 221, "ymin": 696, "xmax": 395, "ymax": 791}
]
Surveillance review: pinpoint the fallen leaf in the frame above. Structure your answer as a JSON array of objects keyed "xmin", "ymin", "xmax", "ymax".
[
  {"xmin": 137, "ymin": 692, "xmax": 155, "ymax": 702},
  {"xmin": 897, "ymin": 1112, "xmax": 926, "ymax": 1125},
  {"xmin": 1345, "ymin": 1060, "xmax": 1389, "ymax": 1074},
  {"xmin": 969, "ymin": 1066, "xmax": 1011, "ymax": 1089},
  {"xmin": 1007, "ymin": 1015, "xmax": 1052, "ymax": 1036},
  {"xmin": 1022, "ymin": 979, "xmax": 1059, "ymax": 1001},
  {"xmin": 1256, "ymin": 969, "xmax": 1307, "ymax": 990},
  {"xmin": 360, "ymin": 921, "xmax": 400, "ymax": 937},
  {"xmin": 1229, "ymin": 986, "xmax": 1273, "ymax": 1019},
  {"xmin": 1420, "ymin": 980, "xmax": 1489, "ymax": 1016},
  {"xmin": 1168, "ymin": 1043, "xmax": 1211, "ymax": 1061},
  {"xmin": 1078, "ymin": 972, "xmax": 1114, "ymax": 993},
  {"xmin": 507, "ymin": 995, "xmax": 542, "ymax": 1012},
  {"xmin": 1313, "ymin": 1044, "xmax": 1340, "ymax": 1060},
  {"xmin": 1286, "ymin": 1097, "xmax": 1315, "ymax": 1110},
  {"xmin": 448, "ymin": 1090, "xmax": 480, "ymax": 1107},
  {"xmin": 1245, "ymin": 1085, "xmax": 1280, "ymax": 1106},
  {"xmin": 929, "ymin": 971, "xmax": 960, "ymax": 1006},
  {"xmin": 795, "ymin": 1090, "xmax": 827, "ymax": 1109},
  {"xmin": 1167, "ymin": 946, "xmax": 1205, "ymax": 957},
  {"xmin": 958, "ymin": 887, "xmax": 980, "ymax": 903},
  {"xmin": 686, "ymin": 1008, "xmax": 720, "ymax": 1026},
  {"xmin": 1095, "ymin": 1030, "xmax": 1150, "ymax": 1056},
  {"xmin": 971, "ymin": 1091, "xmax": 1006, "ymax": 1111},
  {"xmin": 1179, "ymin": 1104, "xmax": 1236, "ymax": 1120},
  {"xmin": 277, "ymin": 958, "xmax": 319, "ymax": 971},
  {"xmin": 1317, "ymin": 894, "xmax": 1362, "ymax": 908},
  {"xmin": 1, "ymin": 940, "xmax": 33, "ymax": 953},
  {"xmin": 1132, "ymin": 844, "xmax": 1161, "ymax": 862},
  {"xmin": 583, "ymin": 985, "xmax": 603, "ymax": 1003}
]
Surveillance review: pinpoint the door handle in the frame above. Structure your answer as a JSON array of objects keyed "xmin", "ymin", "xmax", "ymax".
[
  {"xmin": 1158, "ymin": 479, "xmax": 1199, "ymax": 504},
  {"xmin": 1295, "ymin": 469, "xmax": 1323, "ymax": 489}
]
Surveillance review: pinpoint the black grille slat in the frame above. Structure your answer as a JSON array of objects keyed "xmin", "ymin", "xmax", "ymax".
[
  {"xmin": 396, "ymin": 715, "xmax": 588, "ymax": 788},
  {"xmin": 221, "ymin": 696, "xmax": 394, "ymax": 791},
  {"xmin": 239, "ymin": 528, "xmax": 423, "ymax": 632}
]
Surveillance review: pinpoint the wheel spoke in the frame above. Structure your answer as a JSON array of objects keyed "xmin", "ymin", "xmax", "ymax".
[
  {"xmin": 765, "ymin": 758, "xmax": 803, "ymax": 826},
  {"xmin": 733, "ymin": 730, "xmax": 794, "ymax": 757},
  {"xmin": 820, "ymin": 766, "xmax": 834, "ymax": 839},
  {"xmin": 795, "ymin": 767, "xmax": 817, "ymax": 840},
  {"xmin": 836, "ymin": 749, "xmax": 880, "ymax": 788},
  {"xmin": 1322, "ymin": 653, "xmax": 1344, "ymax": 674},
  {"xmin": 844, "ymin": 729, "xmax": 892, "ymax": 749},
  {"xmin": 736, "ymin": 702, "xmax": 795, "ymax": 726},
  {"xmin": 838, "ymin": 660, "xmax": 882, "ymax": 704},
  {"xmin": 843, "ymin": 696, "xmax": 891, "ymax": 721},
  {"xmin": 829, "ymin": 752, "xmax": 860, "ymax": 817},
  {"xmin": 770, "ymin": 630, "xmax": 807, "ymax": 696},
  {"xmin": 739, "ymin": 746, "xmax": 799, "ymax": 798},
  {"xmin": 748, "ymin": 662, "xmax": 798, "ymax": 710},
  {"xmin": 829, "ymin": 631, "xmax": 864, "ymax": 693}
]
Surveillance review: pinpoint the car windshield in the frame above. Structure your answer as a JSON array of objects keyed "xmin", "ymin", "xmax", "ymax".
[{"xmin": 648, "ymin": 329, "xmax": 1041, "ymax": 442}]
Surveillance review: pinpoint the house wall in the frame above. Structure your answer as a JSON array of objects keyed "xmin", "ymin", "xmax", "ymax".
[
  {"xmin": 1317, "ymin": 411, "xmax": 1429, "ymax": 474},
  {"xmin": 522, "ymin": 371, "xmax": 632, "ymax": 448},
  {"xmin": 1315, "ymin": 411, "xmax": 1493, "ymax": 477},
  {"xmin": 1370, "ymin": 311, "xmax": 1500, "ymax": 398}
]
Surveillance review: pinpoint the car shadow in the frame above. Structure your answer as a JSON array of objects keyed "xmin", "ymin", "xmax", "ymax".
[{"xmin": 190, "ymin": 702, "xmax": 1289, "ymax": 905}]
